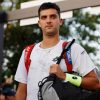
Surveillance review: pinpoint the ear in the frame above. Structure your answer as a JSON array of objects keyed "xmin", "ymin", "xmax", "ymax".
[
  {"xmin": 38, "ymin": 20, "xmax": 41, "ymax": 28},
  {"xmin": 60, "ymin": 19, "xmax": 64, "ymax": 26}
]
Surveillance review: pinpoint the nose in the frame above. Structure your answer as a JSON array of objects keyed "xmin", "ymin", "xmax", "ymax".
[{"xmin": 46, "ymin": 17, "xmax": 52, "ymax": 23}]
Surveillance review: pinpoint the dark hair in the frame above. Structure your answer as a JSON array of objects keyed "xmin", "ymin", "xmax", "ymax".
[{"xmin": 38, "ymin": 2, "xmax": 60, "ymax": 18}]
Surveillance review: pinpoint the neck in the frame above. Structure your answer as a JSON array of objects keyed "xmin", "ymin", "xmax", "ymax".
[{"xmin": 41, "ymin": 34, "xmax": 60, "ymax": 49}]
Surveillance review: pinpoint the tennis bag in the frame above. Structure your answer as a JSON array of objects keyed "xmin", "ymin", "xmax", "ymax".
[
  {"xmin": 37, "ymin": 39, "xmax": 100, "ymax": 100},
  {"xmin": 38, "ymin": 74, "xmax": 100, "ymax": 100}
]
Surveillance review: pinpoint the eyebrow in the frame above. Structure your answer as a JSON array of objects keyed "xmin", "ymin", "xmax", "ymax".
[{"xmin": 40, "ymin": 14, "xmax": 58, "ymax": 18}]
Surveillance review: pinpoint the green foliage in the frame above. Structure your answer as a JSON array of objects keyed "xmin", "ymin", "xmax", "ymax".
[
  {"xmin": 4, "ymin": 23, "xmax": 42, "ymax": 74},
  {"xmin": 71, "ymin": 10, "xmax": 100, "ymax": 55},
  {"xmin": 73, "ymin": 10, "xmax": 99, "ymax": 31},
  {"xmin": 0, "ymin": 0, "xmax": 3, "ymax": 3},
  {"xmin": 60, "ymin": 20, "xmax": 70, "ymax": 38}
]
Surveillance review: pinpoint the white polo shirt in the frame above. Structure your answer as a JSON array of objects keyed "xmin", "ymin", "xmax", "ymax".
[{"xmin": 15, "ymin": 40, "xmax": 96, "ymax": 100}]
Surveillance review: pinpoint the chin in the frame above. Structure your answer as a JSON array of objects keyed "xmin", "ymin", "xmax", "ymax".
[{"xmin": 47, "ymin": 32, "xmax": 56, "ymax": 37}]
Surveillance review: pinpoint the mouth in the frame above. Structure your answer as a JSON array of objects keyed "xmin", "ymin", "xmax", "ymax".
[{"xmin": 46, "ymin": 26, "xmax": 53, "ymax": 29}]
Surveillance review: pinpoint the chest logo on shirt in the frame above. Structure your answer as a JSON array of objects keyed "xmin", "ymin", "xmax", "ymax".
[{"xmin": 52, "ymin": 56, "xmax": 59, "ymax": 62}]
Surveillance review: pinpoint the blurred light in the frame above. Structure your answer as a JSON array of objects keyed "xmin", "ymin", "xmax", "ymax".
[
  {"xmin": 61, "ymin": 11, "xmax": 73, "ymax": 19},
  {"xmin": 20, "ymin": 17, "xmax": 39, "ymax": 26},
  {"xmin": 82, "ymin": 6, "xmax": 100, "ymax": 15},
  {"xmin": 21, "ymin": 0, "xmax": 64, "ymax": 9}
]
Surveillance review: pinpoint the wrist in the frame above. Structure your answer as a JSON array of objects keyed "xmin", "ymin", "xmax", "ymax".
[
  {"xmin": 62, "ymin": 73, "xmax": 66, "ymax": 80},
  {"xmin": 65, "ymin": 73, "xmax": 82, "ymax": 87}
]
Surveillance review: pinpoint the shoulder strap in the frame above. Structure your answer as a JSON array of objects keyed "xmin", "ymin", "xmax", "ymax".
[
  {"xmin": 24, "ymin": 42, "xmax": 73, "ymax": 74},
  {"xmin": 24, "ymin": 44, "xmax": 35, "ymax": 74},
  {"xmin": 62, "ymin": 41, "xmax": 73, "ymax": 73}
]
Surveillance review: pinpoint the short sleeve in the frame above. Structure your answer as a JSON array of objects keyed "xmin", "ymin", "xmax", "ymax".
[
  {"xmin": 71, "ymin": 43, "xmax": 95, "ymax": 77},
  {"xmin": 14, "ymin": 49, "xmax": 27, "ymax": 84}
]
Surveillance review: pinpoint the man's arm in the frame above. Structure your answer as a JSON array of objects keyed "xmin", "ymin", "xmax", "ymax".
[
  {"xmin": 81, "ymin": 70, "xmax": 100, "ymax": 90},
  {"xmin": 16, "ymin": 83, "xmax": 27, "ymax": 100},
  {"xmin": 50, "ymin": 64, "xmax": 100, "ymax": 90}
]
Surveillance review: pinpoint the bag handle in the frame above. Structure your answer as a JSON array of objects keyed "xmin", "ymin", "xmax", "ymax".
[
  {"xmin": 50, "ymin": 39, "xmax": 75, "ymax": 79},
  {"xmin": 57, "ymin": 39, "xmax": 75, "ymax": 64}
]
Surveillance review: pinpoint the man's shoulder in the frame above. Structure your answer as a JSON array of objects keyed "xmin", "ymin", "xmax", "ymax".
[
  {"xmin": 24, "ymin": 42, "xmax": 40, "ymax": 50},
  {"xmin": 60, "ymin": 39, "xmax": 85, "ymax": 55},
  {"xmin": 71, "ymin": 42, "xmax": 84, "ymax": 51},
  {"xmin": 60, "ymin": 40, "xmax": 82, "ymax": 49}
]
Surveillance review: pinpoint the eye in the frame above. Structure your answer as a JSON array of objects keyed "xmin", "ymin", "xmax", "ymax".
[
  {"xmin": 40, "ymin": 16, "xmax": 47, "ymax": 20},
  {"xmin": 50, "ymin": 14, "xmax": 57, "ymax": 19}
]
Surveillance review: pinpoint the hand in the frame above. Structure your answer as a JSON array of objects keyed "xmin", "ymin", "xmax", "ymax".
[
  {"xmin": 5, "ymin": 75, "xmax": 13, "ymax": 84},
  {"xmin": 49, "ymin": 64, "xmax": 66, "ymax": 80}
]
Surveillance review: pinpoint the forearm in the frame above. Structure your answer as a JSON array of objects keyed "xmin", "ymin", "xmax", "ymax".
[
  {"xmin": 16, "ymin": 90, "xmax": 27, "ymax": 100},
  {"xmin": 81, "ymin": 76, "xmax": 100, "ymax": 90},
  {"xmin": 16, "ymin": 83, "xmax": 27, "ymax": 100}
]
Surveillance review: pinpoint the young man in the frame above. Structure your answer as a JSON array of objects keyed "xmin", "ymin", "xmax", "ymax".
[{"xmin": 15, "ymin": 2, "xmax": 100, "ymax": 100}]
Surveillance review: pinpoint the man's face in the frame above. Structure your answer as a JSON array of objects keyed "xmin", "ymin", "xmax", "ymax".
[{"xmin": 38, "ymin": 8, "xmax": 62, "ymax": 37}]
